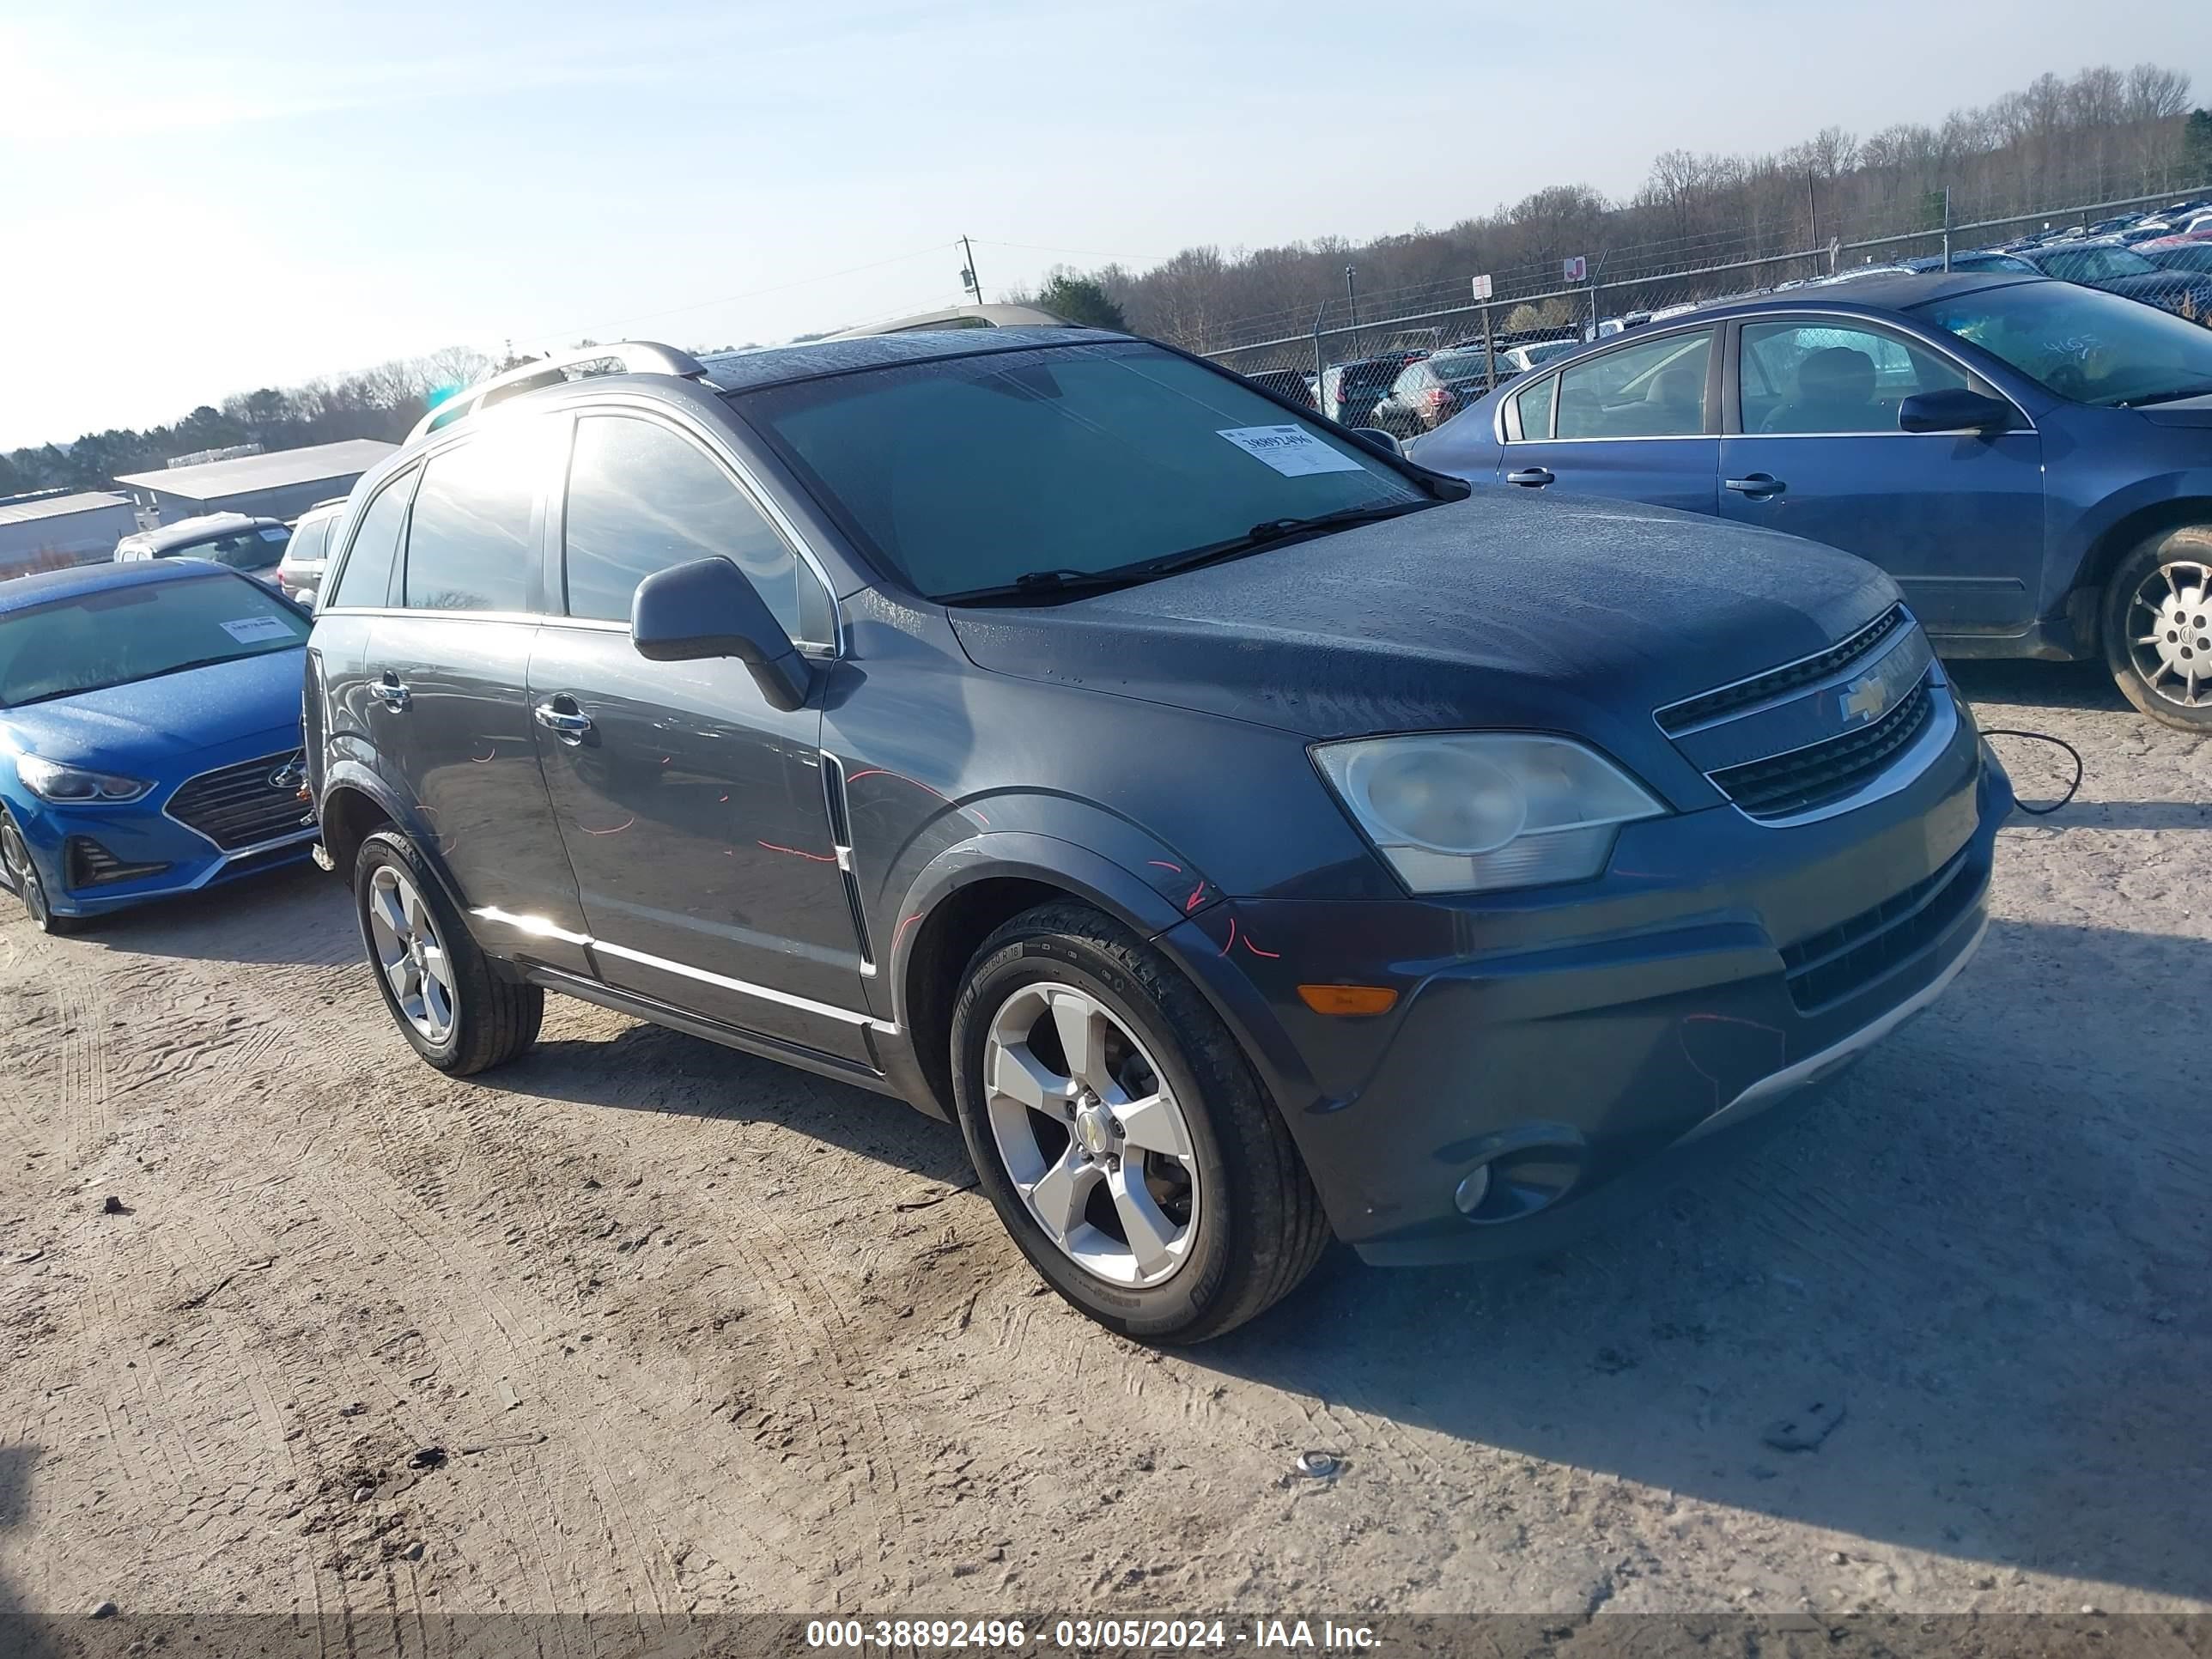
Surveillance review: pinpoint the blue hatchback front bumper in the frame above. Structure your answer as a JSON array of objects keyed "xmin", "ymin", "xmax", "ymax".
[{"xmin": 8, "ymin": 738, "xmax": 317, "ymax": 920}]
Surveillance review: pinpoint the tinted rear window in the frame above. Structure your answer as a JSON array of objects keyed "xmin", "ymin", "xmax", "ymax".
[
  {"xmin": 402, "ymin": 422, "xmax": 545, "ymax": 612},
  {"xmin": 329, "ymin": 470, "xmax": 416, "ymax": 608}
]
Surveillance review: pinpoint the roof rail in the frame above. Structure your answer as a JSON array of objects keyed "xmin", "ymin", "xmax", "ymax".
[
  {"xmin": 405, "ymin": 342, "xmax": 712, "ymax": 444},
  {"xmin": 823, "ymin": 303, "xmax": 1078, "ymax": 340}
]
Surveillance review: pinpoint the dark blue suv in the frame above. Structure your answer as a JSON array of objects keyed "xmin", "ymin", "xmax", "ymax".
[
  {"xmin": 306, "ymin": 332, "xmax": 2009, "ymax": 1341},
  {"xmin": 1413, "ymin": 271, "xmax": 2212, "ymax": 731}
]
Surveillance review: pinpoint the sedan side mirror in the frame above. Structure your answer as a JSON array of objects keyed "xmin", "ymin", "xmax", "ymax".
[
  {"xmin": 1898, "ymin": 388, "xmax": 2013, "ymax": 434},
  {"xmin": 632, "ymin": 556, "xmax": 813, "ymax": 712},
  {"xmin": 1349, "ymin": 427, "xmax": 1404, "ymax": 457}
]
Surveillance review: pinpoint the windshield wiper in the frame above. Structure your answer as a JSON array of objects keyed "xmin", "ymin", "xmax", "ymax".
[
  {"xmin": 936, "ymin": 499, "xmax": 1434, "ymax": 606},
  {"xmin": 2121, "ymin": 383, "xmax": 2212, "ymax": 407},
  {"xmin": 1139, "ymin": 498, "xmax": 1437, "ymax": 579}
]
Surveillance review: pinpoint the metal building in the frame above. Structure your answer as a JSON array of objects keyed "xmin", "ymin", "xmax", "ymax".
[
  {"xmin": 0, "ymin": 491, "xmax": 140, "ymax": 578},
  {"xmin": 113, "ymin": 439, "xmax": 398, "ymax": 527}
]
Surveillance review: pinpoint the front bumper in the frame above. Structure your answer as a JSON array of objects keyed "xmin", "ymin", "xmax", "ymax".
[
  {"xmin": 1162, "ymin": 702, "xmax": 2010, "ymax": 1265},
  {"xmin": 7, "ymin": 751, "xmax": 317, "ymax": 919}
]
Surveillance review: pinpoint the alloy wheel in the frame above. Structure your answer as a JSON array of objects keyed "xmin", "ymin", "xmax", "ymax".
[
  {"xmin": 2, "ymin": 821, "xmax": 51, "ymax": 928},
  {"xmin": 2127, "ymin": 558, "xmax": 2212, "ymax": 709},
  {"xmin": 981, "ymin": 982, "xmax": 1200, "ymax": 1288},
  {"xmin": 366, "ymin": 864, "xmax": 456, "ymax": 1044}
]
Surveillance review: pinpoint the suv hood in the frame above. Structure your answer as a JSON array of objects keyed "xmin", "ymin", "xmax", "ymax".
[
  {"xmin": 948, "ymin": 494, "xmax": 1897, "ymax": 765},
  {"xmin": 1, "ymin": 647, "xmax": 305, "ymax": 775}
]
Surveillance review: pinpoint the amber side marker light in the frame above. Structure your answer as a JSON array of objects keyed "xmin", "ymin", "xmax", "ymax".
[{"xmin": 1297, "ymin": 984, "xmax": 1399, "ymax": 1017}]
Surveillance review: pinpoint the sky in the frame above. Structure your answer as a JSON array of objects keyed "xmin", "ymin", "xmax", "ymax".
[{"xmin": 2, "ymin": 0, "xmax": 2208, "ymax": 451}]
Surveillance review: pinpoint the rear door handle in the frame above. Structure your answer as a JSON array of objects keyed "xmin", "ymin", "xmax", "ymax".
[
  {"xmin": 1725, "ymin": 473, "xmax": 1787, "ymax": 499},
  {"xmin": 532, "ymin": 697, "xmax": 593, "ymax": 742},
  {"xmin": 372, "ymin": 672, "xmax": 410, "ymax": 711},
  {"xmin": 1505, "ymin": 467, "xmax": 1554, "ymax": 488}
]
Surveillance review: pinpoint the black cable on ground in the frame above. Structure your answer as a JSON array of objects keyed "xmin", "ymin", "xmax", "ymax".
[{"xmin": 1979, "ymin": 728, "xmax": 2084, "ymax": 817}]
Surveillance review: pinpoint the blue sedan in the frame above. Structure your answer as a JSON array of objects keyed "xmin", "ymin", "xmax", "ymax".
[
  {"xmin": 1410, "ymin": 270, "xmax": 2212, "ymax": 730},
  {"xmin": 0, "ymin": 560, "xmax": 317, "ymax": 933}
]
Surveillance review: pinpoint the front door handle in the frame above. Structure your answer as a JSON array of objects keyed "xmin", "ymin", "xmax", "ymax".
[
  {"xmin": 1505, "ymin": 466, "xmax": 1554, "ymax": 488},
  {"xmin": 1725, "ymin": 473, "xmax": 1787, "ymax": 499},
  {"xmin": 532, "ymin": 697, "xmax": 593, "ymax": 743},
  {"xmin": 372, "ymin": 672, "xmax": 410, "ymax": 711}
]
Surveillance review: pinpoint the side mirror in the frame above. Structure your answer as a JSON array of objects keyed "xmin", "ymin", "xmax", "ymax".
[
  {"xmin": 1899, "ymin": 388, "xmax": 2012, "ymax": 434},
  {"xmin": 631, "ymin": 556, "xmax": 813, "ymax": 713},
  {"xmin": 1349, "ymin": 427, "xmax": 1404, "ymax": 457}
]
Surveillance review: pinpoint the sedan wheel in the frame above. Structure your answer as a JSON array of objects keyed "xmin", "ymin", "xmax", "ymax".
[
  {"xmin": 982, "ymin": 981, "xmax": 1200, "ymax": 1288},
  {"xmin": 1, "ymin": 816, "xmax": 77, "ymax": 935},
  {"xmin": 2124, "ymin": 557, "xmax": 2212, "ymax": 711},
  {"xmin": 2104, "ymin": 526, "xmax": 2212, "ymax": 732}
]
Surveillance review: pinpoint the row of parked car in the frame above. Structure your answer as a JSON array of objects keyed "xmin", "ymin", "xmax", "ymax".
[{"xmin": 105, "ymin": 501, "xmax": 343, "ymax": 607}]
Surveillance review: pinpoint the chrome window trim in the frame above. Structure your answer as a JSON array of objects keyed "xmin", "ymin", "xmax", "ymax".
[{"xmin": 471, "ymin": 907, "xmax": 893, "ymax": 1033}]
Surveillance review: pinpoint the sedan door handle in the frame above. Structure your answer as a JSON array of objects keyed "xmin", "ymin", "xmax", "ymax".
[
  {"xmin": 1504, "ymin": 466, "xmax": 1554, "ymax": 488},
  {"xmin": 532, "ymin": 698, "xmax": 593, "ymax": 742},
  {"xmin": 1725, "ymin": 473, "xmax": 1787, "ymax": 499},
  {"xmin": 372, "ymin": 672, "xmax": 410, "ymax": 711}
]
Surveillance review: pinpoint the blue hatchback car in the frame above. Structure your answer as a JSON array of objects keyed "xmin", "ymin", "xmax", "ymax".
[
  {"xmin": 1411, "ymin": 270, "xmax": 2212, "ymax": 730},
  {"xmin": 0, "ymin": 560, "xmax": 318, "ymax": 933}
]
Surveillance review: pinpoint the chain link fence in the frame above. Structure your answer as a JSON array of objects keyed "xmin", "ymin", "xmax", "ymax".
[{"xmin": 1198, "ymin": 173, "xmax": 2212, "ymax": 437}]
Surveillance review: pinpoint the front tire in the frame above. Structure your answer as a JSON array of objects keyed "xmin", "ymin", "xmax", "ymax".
[
  {"xmin": 949, "ymin": 901, "xmax": 1328, "ymax": 1344},
  {"xmin": 353, "ymin": 829, "xmax": 542, "ymax": 1074},
  {"xmin": 2102, "ymin": 526, "xmax": 2212, "ymax": 733},
  {"xmin": 1, "ymin": 812, "xmax": 83, "ymax": 936}
]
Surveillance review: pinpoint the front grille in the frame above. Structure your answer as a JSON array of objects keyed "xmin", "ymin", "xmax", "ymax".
[
  {"xmin": 166, "ymin": 750, "xmax": 314, "ymax": 850},
  {"xmin": 63, "ymin": 836, "xmax": 168, "ymax": 890},
  {"xmin": 1708, "ymin": 676, "xmax": 1936, "ymax": 818},
  {"xmin": 1656, "ymin": 606, "xmax": 1907, "ymax": 734},
  {"xmin": 1781, "ymin": 843, "xmax": 1981, "ymax": 1012}
]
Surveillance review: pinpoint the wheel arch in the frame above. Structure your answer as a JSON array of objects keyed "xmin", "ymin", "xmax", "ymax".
[{"xmin": 2069, "ymin": 496, "xmax": 2212, "ymax": 623}]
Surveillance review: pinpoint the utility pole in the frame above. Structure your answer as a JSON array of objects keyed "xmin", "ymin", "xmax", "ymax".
[
  {"xmin": 960, "ymin": 236, "xmax": 984, "ymax": 306},
  {"xmin": 1344, "ymin": 265, "xmax": 1358, "ymax": 328}
]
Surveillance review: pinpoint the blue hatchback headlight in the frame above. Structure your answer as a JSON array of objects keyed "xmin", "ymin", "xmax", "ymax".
[{"xmin": 16, "ymin": 755, "xmax": 155, "ymax": 805}]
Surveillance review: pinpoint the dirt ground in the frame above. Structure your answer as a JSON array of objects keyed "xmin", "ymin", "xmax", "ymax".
[{"xmin": 1, "ymin": 659, "xmax": 2207, "ymax": 1637}]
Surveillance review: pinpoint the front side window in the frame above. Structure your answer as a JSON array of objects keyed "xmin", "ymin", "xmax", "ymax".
[
  {"xmin": 1917, "ymin": 280, "xmax": 2212, "ymax": 407},
  {"xmin": 402, "ymin": 421, "xmax": 546, "ymax": 612},
  {"xmin": 327, "ymin": 469, "xmax": 416, "ymax": 608},
  {"xmin": 0, "ymin": 573, "xmax": 308, "ymax": 708},
  {"xmin": 562, "ymin": 415, "xmax": 831, "ymax": 644},
  {"xmin": 1741, "ymin": 321, "xmax": 1969, "ymax": 434},
  {"xmin": 1555, "ymin": 329, "xmax": 1713, "ymax": 439},
  {"xmin": 1510, "ymin": 374, "xmax": 1556, "ymax": 440},
  {"xmin": 744, "ymin": 341, "xmax": 1424, "ymax": 602}
]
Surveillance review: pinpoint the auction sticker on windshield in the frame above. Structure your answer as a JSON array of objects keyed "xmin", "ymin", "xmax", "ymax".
[
  {"xmin": 219, "ymin": 615, "xmax": 294, "ymax": 644},
  {"xmin": 1216, "ymin": 425, "xmax": 1366, "ymax": 477}
]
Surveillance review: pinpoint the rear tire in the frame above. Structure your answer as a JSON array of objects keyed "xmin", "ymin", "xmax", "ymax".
[
  {"xmin": 353, "ymin": 829, "xmax": 541, "ymax": 1074},
  {"xmin": 949, "ymin": 901, "xmax": 1329, "ymax": 1344},
  {"xmin": 2102, "ymin": 525, "xmax": 2212, "ymax": 733}
]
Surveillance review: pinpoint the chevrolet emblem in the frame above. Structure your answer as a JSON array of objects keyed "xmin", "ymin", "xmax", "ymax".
[{"xmin": 1840, "ymin": 674, "xmax": 1891, "ymax": 726}]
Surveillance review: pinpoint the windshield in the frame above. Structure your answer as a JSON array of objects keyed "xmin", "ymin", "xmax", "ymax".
[
  {"xmin": 164, "ymin": 524, "xmax": 290, "ymax": 570},
  {"xmin": 2150, "ymin": 246, "xmax": 2212, "ymax": 275},
  {"xmin": 744, "ymin": 341, "xmax": 1425, "ymax": 600},
  {"xmin": 1916, "ymin": 281, "xmax": 2212, "ymax": 407},
  {"xmin": 0, "ymin": 572, "xmax": 309, "ymax": 708},
  {"xmin": 2038, "ymin": 246, "xmax": 2157, "ymax": 281}
]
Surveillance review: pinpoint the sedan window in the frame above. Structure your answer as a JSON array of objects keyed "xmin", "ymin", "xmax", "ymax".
[
  {"xmin": 1555, "ymin": 329, "xmax": 1713, "ymax": 439},
  {"xmin": 2038, "ymin": 246, "xmax": 2157, "ymax": 282},
  {"xmin": 1741, "ymin": 322, "xmax": 1968, "ymax": 433},
  {"xmin": 1919, "ymin": 280, "xmax": 2212, "ymax": 407},
  {"xmin": 1509, "ymin": 374, "xmax": 1555, "ymax": 440}
]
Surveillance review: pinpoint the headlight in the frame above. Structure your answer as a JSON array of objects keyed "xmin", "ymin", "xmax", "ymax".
[
  {"xmin": 15, "ymin": 755, "xmax": 155, "ymax": 805},
  {"xmin": 1314, "ymin": 733, "xmax": 1664, "ymax": 894}
]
